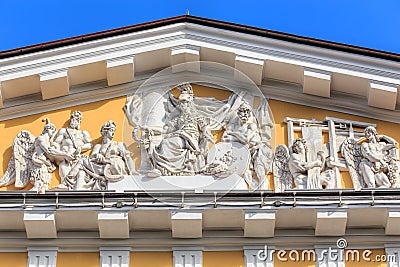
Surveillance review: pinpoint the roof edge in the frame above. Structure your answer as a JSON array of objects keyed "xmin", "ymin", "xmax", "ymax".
[{"xmin": 1, "ymin": 15, "xmax": 400, "ymax": 62}]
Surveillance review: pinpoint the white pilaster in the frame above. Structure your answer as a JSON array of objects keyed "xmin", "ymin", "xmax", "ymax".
[
  {"xmin": 40, "ymin": 68, "xmax": 69, "ymax": 100},
  {"xmin": 386, "ymin": 210, "xmax": 400, "ymax": 235},
  {"xmin": 98, "ymin": 211, "xmax": 129, "ymax": 239},
  {"xmin": 234, "ymin": 54, "xmax": 264, "ymax": 85},
  {"xmin": 171, "ymin": 211, "xmax": 202, "ymax": 238},
  {"xmin": 303, "ymin": 68, "xmax": 331, "ymax": 98},
  {"xmin": 386, "ymin": 246, "xmax": 400, "ymax": 267},
  {"xmin": 315, "ymin": 210, "xmax": 347, "ymax": 236},
  {"xmin": 173, "ymin": 249, "xmax": 202, "ymax": 267},
  {"xmin": 171, "ymin": 45, "xmax": 200, "ymax": 73},
  {"xmin": 106, "ymin": 56, "xmax": 135, "ymax": 86},
  {"xmin": 24, "ymin": 211, "xmax": 57, "ymax": 239},
  {"xmin": 28, "ymin": 247, "xmax": 58, "ymax": 267},
  {"xmin": 368, "ymin": 80, "xmax": 398, "ymax": 110},
  {"xmin": 244, "ymin": 247, "xmax": 274, "ymax": 267},
  {"xmin": 315, "ymin": 247, "xmax": 344, "ymax": 267},
  {"xmin": 100, "ymin": 247, "xmax": 130, "ymax": 267},
  {"xmin": 244, "ymin": 210, "xmax": 276, "ymax": 237}
]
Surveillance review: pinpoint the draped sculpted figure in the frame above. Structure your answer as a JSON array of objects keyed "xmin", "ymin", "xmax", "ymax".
[
  {"xmin": 66, "ymin": 120, "xmax": 137, "ymax": 190},
  {"xmin": 222, "ymin": 102, "xmax": 272, "ymax": 189},
  {"xmin": 147, "ymin": 83, "xmax": 215, "ymax": 177}
]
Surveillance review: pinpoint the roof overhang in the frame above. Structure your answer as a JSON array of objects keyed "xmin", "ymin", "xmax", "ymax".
[{"xmin": 0, "ymin": 17, "xmax": 399, "ymax": 122}]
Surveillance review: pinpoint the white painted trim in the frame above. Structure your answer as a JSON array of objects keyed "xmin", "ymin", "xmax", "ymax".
[
  {"xmin": 100, "ymin": 249, "xmax": 130, "ymax": 267},
  {"xmin": 27, "ymin": 247, "xmax": 58, "ymax": 267},
  {"xmin": 385, "ymin": 247, "xmax": 400, "ymax": 267},
  {"xmin": 173, "ymin": 250, "xmax": 202, "ymax": 267},
  {"xmin": 244, "ymin": 247, "xmax": 274, "ymax": 267},
  {"xmin": 0, "ymin": 21, "xmax": 398, "ymax": 114}
]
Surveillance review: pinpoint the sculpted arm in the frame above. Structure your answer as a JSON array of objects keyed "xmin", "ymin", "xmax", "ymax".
[
  {"xmin": 90, "ymin": 144, "xmax": 105, "ymax": 163},
  {"xmin": 289, "ymin": 155, "xmax": 308, "ymax": 173},
  {"xmin": 53, "ymin": 128, "xmax": 66, "ymax": 148},
  {"xmin": 81, "ymin": 130, "xmax": 93, "ymax": 152}
]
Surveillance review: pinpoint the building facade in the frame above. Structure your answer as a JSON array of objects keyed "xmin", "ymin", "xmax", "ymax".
[{"xmin": 0, "ymin": 15, "xmax": 399, "ymax": 267}]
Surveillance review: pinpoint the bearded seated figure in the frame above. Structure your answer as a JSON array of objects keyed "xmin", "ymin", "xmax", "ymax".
[{"xmin": 147, "ymin": 84, "xmax": 214, "ymax": 177}]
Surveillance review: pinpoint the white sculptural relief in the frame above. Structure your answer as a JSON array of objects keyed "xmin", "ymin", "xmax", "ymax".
[
  {"xmin": 146, "ymin": 83, "xmax": 215, "ymax": 177},
  {"xmin": 52, "ymin": 111, "xmax": 93, "ymax": 190},
  {"xmin": 0, "ymin": 118, "xmax": 71, "ymax": 193},
  {"xmin": 0, "ymin": 112, "xmax": 137, "ymax": 193},
  {"xmin": 273, "ymin": 138, "xmax": 335, "ymax": 190},
  {"xmin": 61, "ymin": 120, "xmax": 138, "ymax": 190},
  {"xmin": 342, "ymin": 126, "xmax": 400, "ymax": 190},
  {"xmin": 221, "ymin": 102, "xmax": 272, "ymax": 189},
  {"xmin": 124, "ymin": 82, "xmax": 274, "ymax": 190}
]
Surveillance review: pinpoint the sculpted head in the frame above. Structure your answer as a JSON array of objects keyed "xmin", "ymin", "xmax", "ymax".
[
  {"xmin": 237, "ymin": 102, "xmax": 252, "ymax": 124},
  {"xmin": 292, "ymin": 138, "xmax": 307, "ymax": 154},
  {"xmin": 101, "ymin": 120, "xmax": 117, "ymax": 139},
  {"xmin": 69, "ymin": 111, "xmax": 83, "ymax": 130},
  {"xmin": 177, "ymin": 83, "xmax": 195, "ymax": 114},
  {"xmin": 364, "ymin": 126, "xmax": 378, "ymax": 142},
  {"xmin": 41, "ymin": 117, "xmax": 56, "ymax": 136}
]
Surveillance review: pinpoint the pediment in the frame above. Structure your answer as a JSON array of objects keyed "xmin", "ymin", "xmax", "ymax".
[{"xmin": 0, "ymin": 17, "xmax": 400, "ymax": 195}]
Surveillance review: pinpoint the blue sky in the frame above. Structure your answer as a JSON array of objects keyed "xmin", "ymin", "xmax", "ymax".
[{"xmin": 1, "ymin": 0, "xmax": 399, "ymax": 53}]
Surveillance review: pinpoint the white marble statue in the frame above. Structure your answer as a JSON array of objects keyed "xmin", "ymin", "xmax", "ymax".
[
  {"xmin": 222, "ymin": 102, "xmax": 272, "ymax": 189},
  {"xmin": 52, "ymin": 111, "xmax": 93, "ymax": 189},
  {"xmin": 65, "ymin": 120, "xmax": 138, "ymax": 190},
  {"xmin": 146, "ymin": 83, "xmax": 215, "ymax": 177},
  {"xmin": 342, "ymin": 126, "xmax": 399, "ymax": 189},
  {"xmin": 273, "ymin": 138, "xmax": 335, "ymax": 190},
  {"xmin": 0, "ymin": 118, "xmax": 72, "ymax": 193}
]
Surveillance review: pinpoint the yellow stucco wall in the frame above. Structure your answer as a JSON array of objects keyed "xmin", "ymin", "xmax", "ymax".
[
  {"xmin": 0, "ymin": 85, "xmax": 399, "ymax": 191},
  {"xmin": 274, "ymin": 250, "xmax": 316, "ymax": 267},
  {"xmin": 203, "ymin": 251, "xmax": 244, "ymax": 267},
  {"xmin": 0, "ymin": 252, "xmax": 27, "ymax": 267},
  {"xmin": 130, "ymin": 252, "xmax": 173, "ymax": 267},
  {"xmin": 57, "ymin": 252, "xmax": 100, "ymax": 267},
  {"xmin": 0, "ymin": 250, "xmax": 391, "ymax": 266},
  {"xmin": 345, "ymin": 249, "xmax": 387, "ymax": 267}
]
